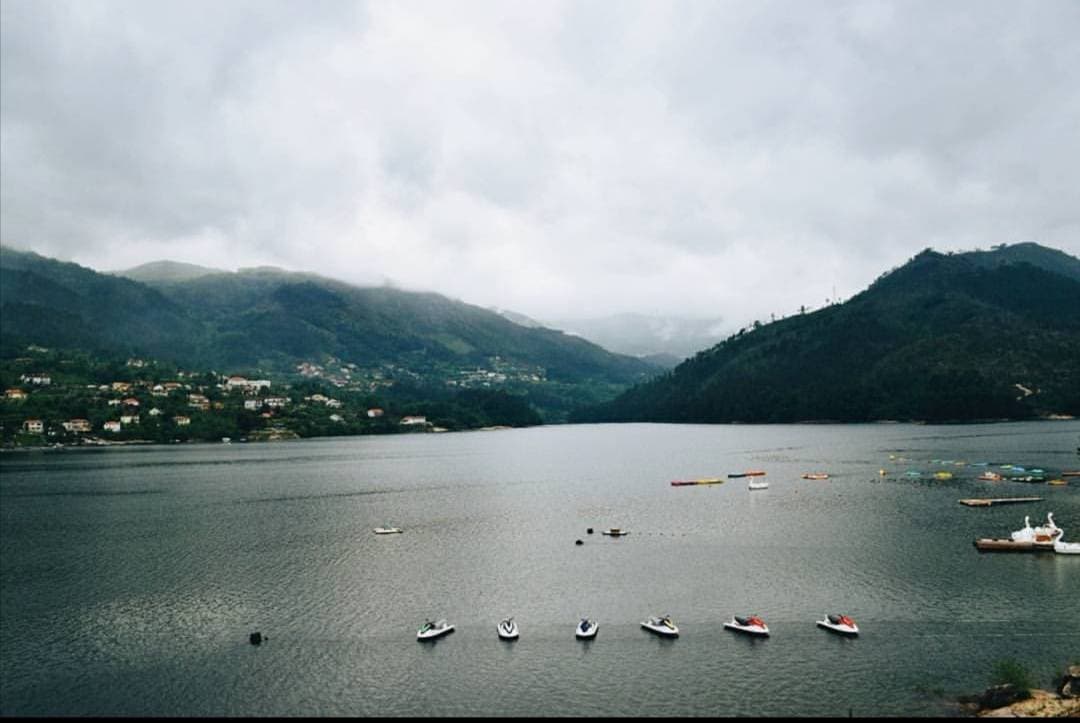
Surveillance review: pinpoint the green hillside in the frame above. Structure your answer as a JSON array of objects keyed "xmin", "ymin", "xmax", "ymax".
[
  {"xmin": 572, "ymin": 243, "xmax": 1080, "ymax": 423},
  {"xmin": 0, "ymin": 247, "xmax": 658, "ymax": 421}
]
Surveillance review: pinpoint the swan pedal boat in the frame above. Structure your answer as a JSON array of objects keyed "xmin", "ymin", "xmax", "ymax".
[
  {"xmin": 723, "ymin": 615, "xmax": 769, "ymax": 636},
  {"xmin": 417, "ymin": 619, "xmax": 454, "ymax": 640},
  {"xmin": 576, "ymin": 618, "xmax": 599, "ymax": 639},
  {"xmin": 640, "ymin": 615, "xmax": 679, "ymax": 637},
  {"xmin": 497, "ymin": 617, "xmax": 519, "ymax": 640},
  {"xmin": 817, "ymin": 614, "xmax": 859, "ymax": 636}
]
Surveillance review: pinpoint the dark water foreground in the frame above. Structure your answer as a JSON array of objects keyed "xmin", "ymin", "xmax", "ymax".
[{"xmin": 2, "ymin": 421, "xmax": 1077, "ymax": 716}]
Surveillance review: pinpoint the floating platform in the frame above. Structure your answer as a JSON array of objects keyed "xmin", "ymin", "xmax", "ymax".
[
  {"xmin": 974, "ymin": 538, "xmax": 1036, "ymax": 552},
  {"xmin": 958, "ymin": 497, "xmax": 1044, "ymax": 507},
  {"xmin": 670, "ymin": 477, "xmax": 725, "ymax": 486}
]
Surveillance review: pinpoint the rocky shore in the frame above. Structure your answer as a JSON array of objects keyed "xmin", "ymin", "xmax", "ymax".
[{"xmin": 960, "ymin": 666, "xmax": 1080, "ymax": 717}]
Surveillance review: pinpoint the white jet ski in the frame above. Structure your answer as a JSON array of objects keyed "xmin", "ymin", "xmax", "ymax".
[
  {"xmin": 723, "ymin": 614, "xmax": 770, "ymax": 637},
  {"xmin": 817, "ymin": 613, "xmax": 859, "ymax": 636},
  {"xmin": 640, "ymin": 615, "xmax": 679, "ymax": 637},
  {"xmin": 498, "ymin": 617, "xmax": 519, "ymax": 640}
]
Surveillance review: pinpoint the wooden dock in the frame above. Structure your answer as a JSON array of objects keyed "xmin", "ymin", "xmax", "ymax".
[{"xmin": 958, "ymin": 497, "xmax": 1044, "ymax": 507}]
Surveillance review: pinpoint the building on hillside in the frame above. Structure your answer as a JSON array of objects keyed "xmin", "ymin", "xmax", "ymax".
[
  {"xmin": 21, "ymin": 373, "xmax": 51, "ymax": 386},
  {"xmin": 173, "ymin": 415, "xmax": 191, "ymax": 426},
  {"xmin": 148, "ymin": 407, "xmax": 163, "ymax": 416},
  {"xmin": 188, "ymin": 394, "xmax": 210, "ymax": 410},
  {"xmin": 400, "ymin": 415, "xmax": 427, "ymax": 426},
  {"xmin": 329, "ymin": 413, "xmax": 344, "ymax": 422},
  {"xmin": 123, "ymin": 397, "xmax": 140, "ymax": 407},
  {"xmin": 225, "ymin": 376, "xmax": 272, "ymax": 393},
  {"xmin": 366, "ymin": 408, "xmax": 384, "ymax": 418},
  {"xmin": 120, "ymin": 414, "xmax": 140, "ymax": 425},
  {"xmin": 111, "ymin": 382, "xmax": 131, "ymax": 392},
  {"xmin": 244, "ymin": 399, "xmax": 262, "ymax": 411},
  {"xmin": 151, "ymin": 385, "xmax": 168, "ymax": 397},
  {"xmin": 103, "ymin": 421, "xmax": 122, "ymax": 433},
  {"xmin": 5, "ymin": 388, "xmax": 28, "ymax": 400},
  {"xmin": 23, "ymin": 419, "xmax": 44, "ymax": 433},
  {"xmin": 264, "ymin": 397, "xmax": 289, "ymax": 408},
  {"xmin": 62, "ymin": 419, "xmax": 92, "ymax": 433}
]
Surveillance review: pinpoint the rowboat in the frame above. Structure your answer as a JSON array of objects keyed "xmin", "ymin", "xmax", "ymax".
[
  {"xmin": 801, "ymin": 473, "xmax": 829, "ymax": 480},
  {"xmin": 728, "ymin": 470, "xmax": 766, "ymax": 478}
]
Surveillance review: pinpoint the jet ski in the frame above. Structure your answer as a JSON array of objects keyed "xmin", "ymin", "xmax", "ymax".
[
  {"xmin": 497, "ymin": 617, "xmax": 519, "ymax": 640},
  {"xmin": 640, "ymin": 615, "xmax": 679, "ymax": 637},
  {"xmin": 723, "ymin": 614, "xmax": 769, "ymax": 637},
  {"xmin": 575, "ymin": 618, "xmax": 599, "ymax": 639},
  {"xmin": 817, "ymin": 613, "xmax": 859, "ymax": 636},
  {"xmin": 417, "ymin": 619, "xmax": 454, "ymax": 640}
]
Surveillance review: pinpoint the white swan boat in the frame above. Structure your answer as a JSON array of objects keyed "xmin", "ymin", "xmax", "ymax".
[
  {"xmin": 640, "ymin": 615, "xmax": 679, "ymax": 637},
  {"xmin": 723, "ymin": 614, "xmax": 769, "ymax": 637},
  {"xmin": 497, "ymin": 617, "xmax": 519, "ymax": 640},
  {"xmin": 1010, "ymin": 513, "xmax": 1062, "ymax": 548},
  {"xmin": 417, "ymin": 619, "xmax": 454, "ymax": 640},
  {"xmin": 817, "ymin": 613, "xmax": 859, "ymax": 636},
  {"xmin": 575, "ymin": 618, "xmax": 598, "ymax": 639}
]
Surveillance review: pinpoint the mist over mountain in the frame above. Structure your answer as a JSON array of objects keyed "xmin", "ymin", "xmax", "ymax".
[
  {"xmin": 1, "ymin": 246, "xmax": 659, "ymax": 421},
  {"xmin": 573, "ymin": 243, "xmax": 1080, "ymax": 424}
]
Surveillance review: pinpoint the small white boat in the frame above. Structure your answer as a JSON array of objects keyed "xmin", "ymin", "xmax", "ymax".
[
  {"xmin": 723, "ymin": 615, "xmax": 769, "ymax": 637},
  {"xmin": 576, "ymin": 618, "xmax": 598, "ymax": 639},
  {"xmin": 641, "ymin": 615, "xmax": 679, "ymax": 637},
  {"xmin": 817, "ymin": 613, "xmax": 859, "ymax": 636},
  {"xmin": 374, "ymin": 527, "xmax": 403, "ymax": 534},
  {"xmin": 601, "ymin": 528, "xmax": 629, "ymax": 536},
  {"xmin": 748, "ymin": 480, "xmax": 769, "ymax": 490},
  {"xmin": 1054, "ymin": 539, "xmax": 1080, "ymax": 555},
  {"xmin": 497, "ymin": 617, "xmax": 519, "ymax": 640},
  {"xmin": 417, "ymin": 619, "xmax": 454, "ymax": 640}
]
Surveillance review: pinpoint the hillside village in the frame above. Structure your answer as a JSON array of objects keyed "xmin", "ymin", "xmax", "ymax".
[{"xmin": 0, "ymin": 347, "xmax": 541, "ymax": 448}]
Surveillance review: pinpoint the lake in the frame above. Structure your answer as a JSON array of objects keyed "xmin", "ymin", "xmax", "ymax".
[{"xmin": 1, "ymin": 421, "xmax": 1077, "ymax": 716}]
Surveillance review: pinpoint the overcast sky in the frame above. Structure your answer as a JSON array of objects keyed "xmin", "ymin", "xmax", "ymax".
[{"xmin": 2, "ymin": 0, "xmax": 1078, "ymax": 328}]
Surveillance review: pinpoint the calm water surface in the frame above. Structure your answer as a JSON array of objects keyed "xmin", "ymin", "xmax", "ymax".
[{"xmin": 2, "ymin": 422, "xmax": 1078, "ymax": 716}]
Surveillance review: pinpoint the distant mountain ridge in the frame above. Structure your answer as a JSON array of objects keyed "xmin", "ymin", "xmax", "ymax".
[
  {"xmin": 573, "ymin": 242, "xmax": 1080, "ymax": 423},
  {"xmin": 114, "ymin": 259, "xmax": 227, "ymax": 283},
  {"xmin": 0, "ymin": 247, "xmax": 659, "ymax": 421}
]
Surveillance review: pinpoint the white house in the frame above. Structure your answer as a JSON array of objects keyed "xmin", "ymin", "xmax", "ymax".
[
  {"xmin": 23, "ymin": 419, "xmax": 44, "ymax": 433},
  {"xmin": 400, "ymin": 415, "xmax": 427, "ymax": 426},
  {"xmin": 103, "ymin": 421, "xmax": 122, "ymax": 432}
]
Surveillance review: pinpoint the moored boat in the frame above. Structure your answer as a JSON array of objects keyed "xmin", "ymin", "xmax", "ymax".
[
  {"xmin": 640, "ymin": 615, "xmax": 679, "ymax": 637},
  {"xmin": 801, "ymin": 473, "xmax": 829, "ymax": 480},
  {"xmin": 729, "ymin": 470, "xmax": 766, "ymax": 478},
  {"xmin": 748, "ymin": 480, "xmax": 769, "ymax": 490},
  {"xmin": 497, "ymin": 617, "xmax": 519, "ymax": 640},
  {"xmin": 374, "ymin": 527, "xmax": 403, "ymax": 534},
  {"xmin": 723, "ymin": 614, "xmax": 769, "ymax": 637},
  {"xmin": 817, "ymin": 614, "xmax": 859, "ymax": 636},
  {"xmin": 601, "ymin": 528, "xmax": 629, "ymax": 536},
  {"xmin": 1053, "ymin": 539, "xmax": 1080, "ymax": 555},
  {"xmin": 417, "ymin": 619, "xmax": 454, "ymax": 640},
  {"xmin": 576, "ymin": 618, "xmax": 598, "ymax": 639}
]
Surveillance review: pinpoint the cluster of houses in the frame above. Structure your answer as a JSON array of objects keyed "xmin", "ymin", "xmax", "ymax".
[{"xmin": 7, "ymin": 370, "xmax": 428, "ymax": 440}]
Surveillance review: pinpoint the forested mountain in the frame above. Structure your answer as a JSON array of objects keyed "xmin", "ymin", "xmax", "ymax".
[
  {"xmin": 572, "ymin": 243, "xmax": 1080, "ymax": 423},
  {"xmin": 0, "ymin": 247, "xmax": 658, "ymax": 421}
]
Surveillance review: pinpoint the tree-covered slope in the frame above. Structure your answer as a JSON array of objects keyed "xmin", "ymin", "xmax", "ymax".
[
  {"xmin": 1, "ymin": 247, "xmax": 658, "ymax": 420},
  {"xmin": 572, "ymin": 244, "xmax": 1080, "ymax": 423}
]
